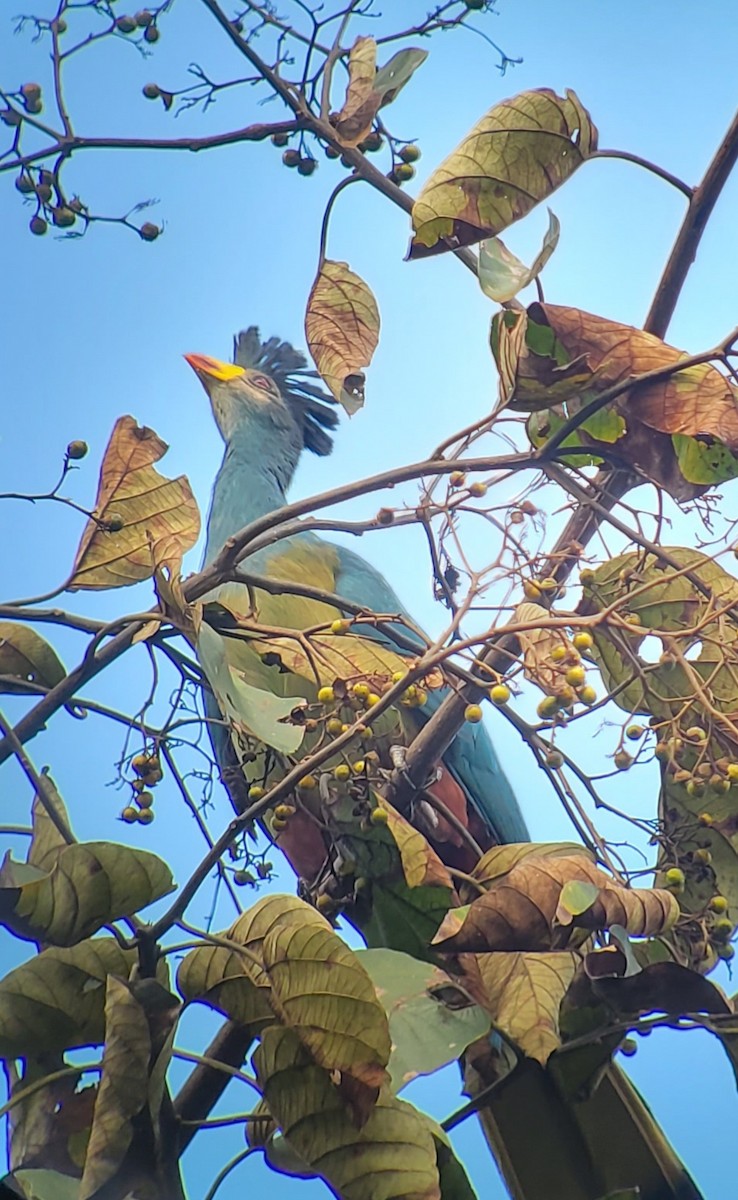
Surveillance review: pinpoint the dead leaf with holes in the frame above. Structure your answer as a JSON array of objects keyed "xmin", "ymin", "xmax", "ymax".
[
  {"xmin": 305, "ymin": 261, "xmax": 380, "ymax": 414},
  {"xmin": 432, "ymin": 851, "xmax": 678, "ymax": 953},
  {"xmin": 69, "ymin": 416, "xmax": 200, "ymax": 590}
]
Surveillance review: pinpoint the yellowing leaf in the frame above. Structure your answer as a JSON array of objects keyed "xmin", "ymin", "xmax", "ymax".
[
  {"xmin": 466, "ymin": 841, "xmax": 590, "ymax": 896},
  {"xmin": 69, "ymin": 416, "xmax": 200, "ymax": 590},
  {"xmin": 305, "ymin": 261, "xmax": 380, "ymax": 414},
  {"xmin": 0, "ymin": 842, "xmax": 174, "ymax": 946},
  {"xmin": 0, "ymin": 623, "xmax": 65, "ymax": 695},
  {"xmin": 254, "ymin": 1025, "xmax": 440, "ymax": 1200},
  {"xmin": 384, "ymin": 803, "xmax": 453, "ymax": 891},
  {"xmin": 263, "ymin": 919, "xmax": 391, "ymax": 1095},
  {"xmin": 410, "ymin": 89, "xmax": 597, "ymax": 257},
  {"xmin": 513, "ymin": 602, "xmax": 574, "ymax": 699},
  {"xmin": 331, "ymin": 36, "xmax": 381, "ymax": 147},
  {"xmin": 479, "ymin": 209, "xmax": 560, "ymax": 303},
  {"xmin": 28, "ymin": 780, "xmax": 72, "ymax": 872},
  {"xmin": 477, "ymin": 950, "xmax": 578, "ymax": 1064}
]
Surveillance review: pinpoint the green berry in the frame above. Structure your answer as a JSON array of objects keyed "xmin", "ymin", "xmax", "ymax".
[
  {"xmin": 717, "ymin": 943, "xmax": 735, "ymax": 962},
  {"xmin": 66, "ymin": 440, "xmax": 88, "ymax": 460},
  {"xmin": 712, "ymin": 917, "xmax": 734, "ymax": 941},
  {"xmin": 234, "ymin": 869, "xmax": 255, "ymax": 886},
  {"xmin": 537, "ymin": 695, "xmax": 560, "ymax": 720},
  {"xmin": 399, "ymin": 143, "xmax": 421, "ymax": 163},
  {"xmin": 393, "ymin": 162, "xmax": 415, "ymax": 183},
  {"xmin": 614, "ymin": 749, "xmax": 633, "ymax": 771},
  {"xmin": 626, "ymin": 725, "xmax": 645, "ymax": 741}
]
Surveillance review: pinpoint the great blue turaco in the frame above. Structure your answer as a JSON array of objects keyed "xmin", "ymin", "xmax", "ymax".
[
  {"xmin": 186, "ymin": 327, "xmax": 528, "ymax": 883},
  {"xmin": 186, "ymin": 328, "xmax": 701, "ymax": 1200}
]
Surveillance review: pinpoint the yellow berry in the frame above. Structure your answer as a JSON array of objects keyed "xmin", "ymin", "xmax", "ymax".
[
  {"xmin": 565, "ymin": 665, "xmax": 586, "ymax": 687},
  {"xmin": 685, "ymin": 726, "xmax": 707, "ymax": 741},
  {"xmin": 709, "ymin": 895, "xmax": 729, "ymax": 914},
  {"xmin": 686, "ymin": 779, "xmax": 706, "ymax": 797},
  {"xmin": 579, "ymin": 685, "xmax": 597, "ymax": 705},
  {"xmin": 131, "ymin": 753, "xmax": 150, "ymax": 775},
  {"xmin": 121, "ymin": 806, "xmax": 139, "ymax": 823},
  {"xmin": 464, "ymin": 704, "xmax": 483, "ymax": 724},
  {"xmin": 727, "ymin": 764, "xmax": 738, "ymax": 781},
  {"xmin": 579, "ymin": 569, "xmax": 595, "ymax": 585},
  {"xmin": 572, "ymin": 631, "xmax": 594, "ymax": 651},
  {"xmin": 331, "ymin": 619, "xmax": 350, "ymax": 634},
  {"xmin": 490, "ymin": 684, "xmax": 510, "ymax": 706},
  {"xmin": 334, "ymin": 764, "xmax": 351, "ymax": 782},
  {"xmin": 352, "ymin": 682, "xmax": 370, "ymax": 701},
  {"xmin": 622, "ymin": 612, "xmax": 642, "ymax": 626},
  {"xmin": 137, "ymin": 808, "xmax": 154, "ymax": 825},
  {"xmin": 537, "ymin": 695, "xmax": 560, "ymax": 720},
  {"xmin": 316, "ymin": 893, "xmax": 334, "ymax": 912},
  {"xmin": 523, "ymin": 580, "xmax": 542, "ymax": 601},
  {"xmin": 665, "ymin": 867, "xmax": 685, "ymax": 890},
  {"xmin": 558, "ymin": 685, "xmax": 576, "ymax": 708},
  {"xmin": 712, "ymin": 917, "xmax": 734, "ymax": 941},
  {"xmin": 449, "ymin": 471, "xmax": 465, "ymax": 487},
  {"xmin": 626, "ymin": 725, "xmax": 645, "ymax": 741},
  {"xmin": 698, "ymin": 812, "xmax": 715, "ymax": 826},
  {"xmin": 550, "ymin": 645, "xmax": 568, "ymax": 663},
  {"xmin": 274, "ymin": 803, "xmax": 296, "ymax": 819},
  {"xmin": 539, "ymin": 577, "xmax": 559, "ymax": 593},
  {"xmin": 694, "ymin": 848, "xmax": 712, "ymax": 865},
  {"xmin": 614, "ymin": 749, "xmax": 633, "ymax": 771},
  {"xmin": 351, "ymin": 760, "xmax": 366, "ymax": 774},
  {"xmin": 367, "ymin": 693, "xmax": 381, "ymax": 708},
  {"xmin": 392, "ymin": 671, "xmax": 406, "ymax": 684},
  {"xmin": 135, "ymin": 791, "xmax": 154, "ymax": 810},
  {"xmin": 272, "ymin": 817, "xmax": 288, "ymax": 832},
  {"xmin": 298, "ymin": 774, "xmax": 317, "ymax": 790},
  {"xmin": 326, "ymin": 717, "xmax": 343, "ymax": 735},
  {"xmin": 469, "ymin": 481, "xmax": 487, "ymax": 498},
  {"xmin": 370, "ymin": 806, "xmax": 388, "ymax": 825},
  {"xmin": 413, "ymin": 688, "xmax": 428, "ymax": 707},
  {"xmin": 317, "ymin": 686, "xmax": 335, "ymax": 705},
  {"xmin": 248, "ymin": 784, "xmax": 265, "ymax": 801}
]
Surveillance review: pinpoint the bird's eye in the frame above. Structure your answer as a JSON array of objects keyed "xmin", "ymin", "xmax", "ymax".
[{"xmin": 252, "ymin": 375, "xmax": 273, "ymax": 392}]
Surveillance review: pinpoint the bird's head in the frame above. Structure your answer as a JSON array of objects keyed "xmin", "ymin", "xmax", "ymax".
[
  {"xmin": 185, "ymin": 330, "xmax": 339, "ymax": 456},
  {"xmin": 184, "ymin": 353, "xmax": 292, "ymax": 444}
]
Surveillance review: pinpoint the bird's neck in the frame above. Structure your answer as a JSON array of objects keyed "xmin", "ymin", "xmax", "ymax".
[{"xmin": 203, "ymin": 429, "xmax": 299, "ymax": 565}]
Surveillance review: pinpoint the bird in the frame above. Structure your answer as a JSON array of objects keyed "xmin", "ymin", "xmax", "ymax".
[
  {"xmin": 185, "ymin": 327, "xmax": 528, "ymax": 885},
  {"xmin": 185, "ymin": 329, "xmax": 701, "ymax": 1200}
]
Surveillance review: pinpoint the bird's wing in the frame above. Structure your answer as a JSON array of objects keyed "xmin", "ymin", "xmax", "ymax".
[{"xmin": 332, "ymin": 543, "xmax": 529, "ymax": 844}]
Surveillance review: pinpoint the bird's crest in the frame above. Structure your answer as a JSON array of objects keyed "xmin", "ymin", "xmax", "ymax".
[{"xmin": 233, "ymin": 327, "xmax": 339, "ymax": 456}]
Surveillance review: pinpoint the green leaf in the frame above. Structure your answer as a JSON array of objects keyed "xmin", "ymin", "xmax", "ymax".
[
  {"xmin": 479, "ymin": 209, "xmax": 560, "ymax": 303},
  {"xmin": 672, "ymin": 432, "xmax": 738, "ymax": 485},
  {"xmin": 0, "ymin": 842, "xmax": 174, "ymax": 946},
  {"xmin": 0, "ymin": 623, "xmax": 65, "ymax": 695},
  {"xmin": 373, "ymin": 47, "xmax": 428, "ymax": 106},
  {"xmin": 357, "ymin": 948, "xmax": 489, "ymax": 1091},
  {"xmin": 359, "ymin": 880, "xmax": 452, "ymax": 960},
  {"xmin": 2, "ymin": 1169, "xmax": 81, "ymax": 1200},
  {"xmin": 0, "ymin": 938, "xmax": 158, "ymax": 1057},
  {"xmin": 28, "ymin": 781, "xmax": 72, "ymax": 872},
  {"xmin": 558, "ymin": 879, "xmax": 600, "ymax": 918},
  {"xmin": 197, "ymin": 622, "xmax": 306, "ymax": 754},
  {"xmin": 410, "ymin": 88, "xmax": 597, "ymax": 257}
]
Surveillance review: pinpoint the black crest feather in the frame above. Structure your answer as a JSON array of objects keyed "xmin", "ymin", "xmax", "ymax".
[{"xmin": 233, "ymin": 327, "xmax": 339, "ymax": 456}]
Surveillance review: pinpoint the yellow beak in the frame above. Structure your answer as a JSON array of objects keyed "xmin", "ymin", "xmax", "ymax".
[{"xmin": 184, "ymin": 353, "xmax": 245, "ymax": 383}]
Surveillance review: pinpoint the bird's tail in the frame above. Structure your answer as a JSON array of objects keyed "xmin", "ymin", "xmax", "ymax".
[{"xmin": 469, "ymin": 1053, "xmax": 702, "ymax": 1200}]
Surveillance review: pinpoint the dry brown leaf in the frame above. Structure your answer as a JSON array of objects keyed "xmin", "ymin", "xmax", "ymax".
[
  {"xmin": 331, "ymin": 36, "xmax": 382, "ymax": 147},
  {"xmin": 514, "ymin": 602, "xmax": 574, "ymax": 698},
  {"xmin": 69, "ymin": 416, "xmax": 200, "ymax": 590},
  {"xmin": 535, "ymin": 304, "xmax": 738, "ymax": 447},
  {"xmin": 433, "ymin": 853, "xmax": 678, "ymax": 953},
  {"xmin": 463, "ymin": 841, "xmax": 590, "ymax": 899},
  {"xmin": 305, "ymin": 261, "xmax": 380, "ymax": 414},
  {"xmin": 477, "ymin": 950, "xmax": 578, "ymax": 1064}
]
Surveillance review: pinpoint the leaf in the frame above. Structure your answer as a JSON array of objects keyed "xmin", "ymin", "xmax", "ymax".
[
  {"xmin": 672, "ymin": 431, "xmax": 738, "ymax": 486},
  {"xmin": 0, "ymin": 843, "xmax": 174, "ymax": 946},
  {"xmin": 262, "ymin": 919, "xmax": 392, "ymax": 1093},
  {"xmin": 410, "ymin": 89, "xmax": 597, "ymax": 257},
  {"xmin": 331, "ymin": 37, "xmax": 381, "ymax": 147},
  {"xmin": 513, "ymin": 602, "xmax": 577, "ymax": 699},
  {"xmin": 3, "ymin": 1169, "xmax": 81, "ymax": 1200},
  {"xmin": 432, "ymin": 853, "xmax": 678, "ymax": 953},
  {"xmin": 0, "ymin": 623, "xmax": 65, "ymax": 695},
  {"xmin": 254, "ymin": 1025, "xmax": 441, "ymax": 1200},
  {"xmin": 384, "ymin": 803, "xmax": 453, "ymax": 891},
  {"xmin": 79, "ymin": 977, "xmax": 151, "ymax": 1200},
  {"xmin": 0, "ymin": 938, "xmax": 160, "ymax": 1057},
  {"xmin": 69, "ymin": 416, "xmax": 200, "ymax": 590},
  {"xmin": 479, "ymin": 209, "xmax": 560, "ymax": 303},
  {"xmin": 196, "ymin": 622, "xmax": 306, "ymax": 755},
  {"xmin": 477, "ymin": 950, "xmax": 578, "ymax": 1063},
  {"xmin": 5, "ymin": 1055, "xmax": 93, "ymax": 1177},
  {"xmin": 359, "ymin": 881, "xmax": 453, "ymax": 961},
  {"xmin": 28, "ymin": 780, "xmax": 72, "ymax": 872},
  {"xmin": 585, "ymin": 956, "xmax": 731, "ymax": 1017},
  {"xmin": 253, "ymin": 625, "xmax": 407, "ymax": 693},
  {"xmin": 464, "ymin": 840, "xmax": 590, "ymax": 898},
  {"xmin": 305, "ymin": 260, "xmax": 380, "ymax": 414},
  {"xmin": 357, "ymin": 948, "xmax": 490, "ymax": 1090},
  {"xmin": 373, "ymin": 47, "xmax": 428, "ymax": 106}
]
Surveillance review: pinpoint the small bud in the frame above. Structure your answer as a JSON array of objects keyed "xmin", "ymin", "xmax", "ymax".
[
  {"xmin": 21, "ymin": 83, "xmax": 42, "ymax": 102},
  {"xmin": 66, "ymin": 440, "xmax": 88, "ymax": 460},
  {"xmin": 52, "ymin": 17, "xmax": 67, "ymax": 33}
]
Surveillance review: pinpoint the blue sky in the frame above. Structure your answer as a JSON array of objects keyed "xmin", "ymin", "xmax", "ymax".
[{"xmin": 3, "ymin": 1, "xmax": 738, "ymax": 1197}]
